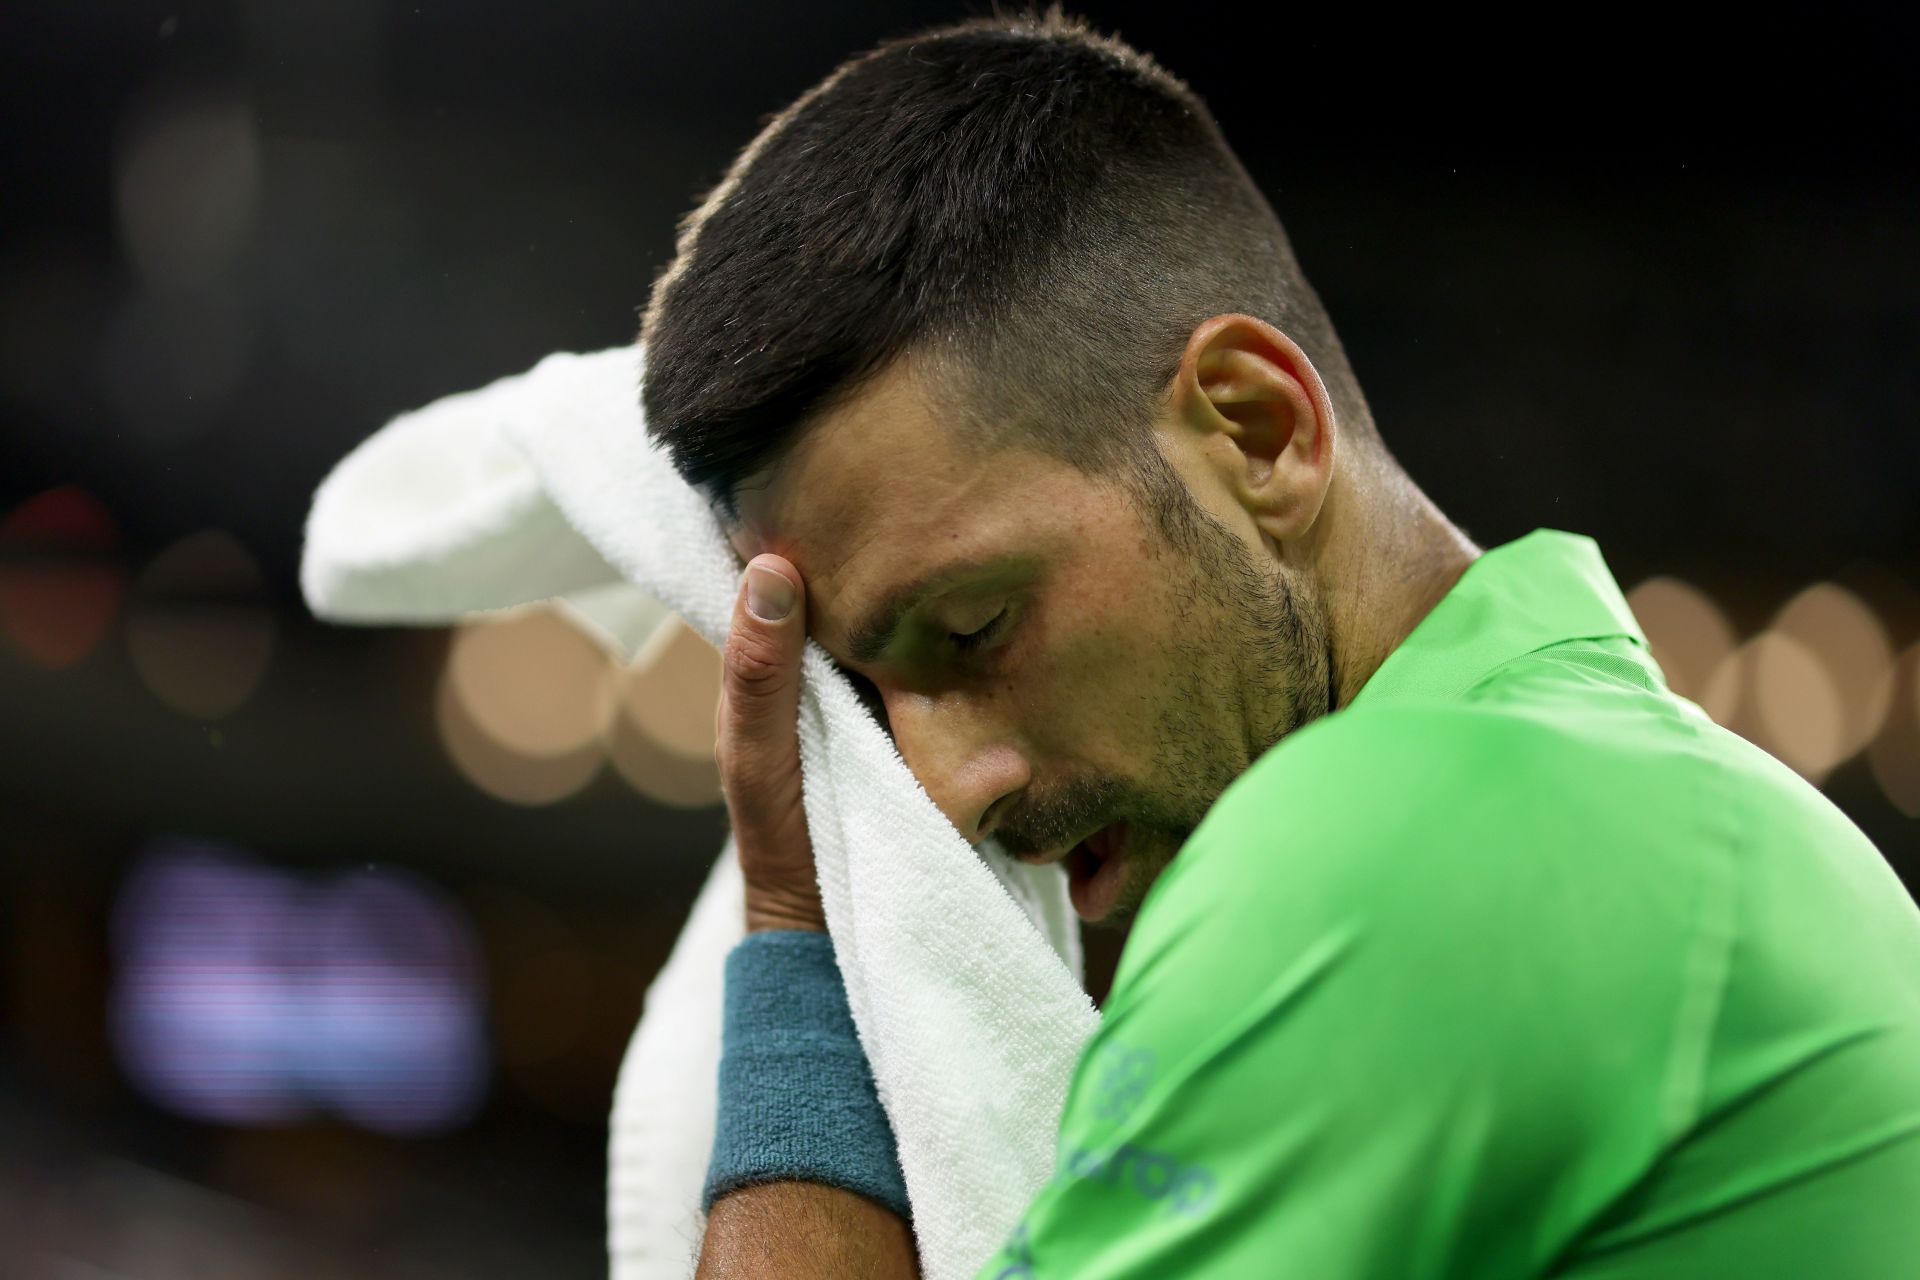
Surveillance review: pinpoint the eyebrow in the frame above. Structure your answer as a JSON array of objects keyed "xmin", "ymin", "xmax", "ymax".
[{"xmin": 843, "ymin": 557, "xmax": 1010, "ymax": 665}]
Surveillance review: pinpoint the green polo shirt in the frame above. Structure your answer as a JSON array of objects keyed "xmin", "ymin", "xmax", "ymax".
[{"xmin": 977, "ymin": 529, "xmax": 1920, "ymax": 1279}]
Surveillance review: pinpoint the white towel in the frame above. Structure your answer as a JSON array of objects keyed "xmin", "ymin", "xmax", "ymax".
[{"xmin": 300, "ymin": 345, "xmax": 1101, "ymax": 1280}]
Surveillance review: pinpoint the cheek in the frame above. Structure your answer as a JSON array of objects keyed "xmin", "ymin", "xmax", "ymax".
[{"xmin": 1020, "ymin": 569, "xmax": 1172, "ymax": 757}]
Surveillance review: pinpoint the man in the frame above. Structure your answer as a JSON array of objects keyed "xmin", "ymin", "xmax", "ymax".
[{"xmin": 639, "ymin": 11, "xmax": 1920, "ymax": 1278}]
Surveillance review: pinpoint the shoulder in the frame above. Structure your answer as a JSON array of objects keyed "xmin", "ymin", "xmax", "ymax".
[
  {"xmin": 1121, "ymin": 699, "xmax": 1709, "ymax": 1007},
  {"xmin": 1235, "ymin": 699, "xmax": 1559, "ymax": 803},
  {"xmin": 1169, "ymin": 701, "xmax": 1618, "ymax": 900},
  {"xmin": 1093, "ymin": 699, "xmax": 1715, "ymax": 1159}
]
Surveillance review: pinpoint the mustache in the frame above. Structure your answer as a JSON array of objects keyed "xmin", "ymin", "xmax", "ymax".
[{"xmin": 989, "ymin": 774, "xmax": 1130, "ymax": 857}]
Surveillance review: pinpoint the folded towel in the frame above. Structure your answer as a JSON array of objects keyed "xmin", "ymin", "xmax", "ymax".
[{"xmin": 300, "ymin": 345, "xmax": 1101, "ymax": 1280}]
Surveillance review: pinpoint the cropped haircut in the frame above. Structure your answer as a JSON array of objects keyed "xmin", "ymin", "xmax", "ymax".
[{"xmin": 640, "ymin": 7, "xmax": 1369, "ymax": 532}]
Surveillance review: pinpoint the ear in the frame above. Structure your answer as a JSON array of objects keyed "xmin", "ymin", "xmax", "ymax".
[{"xmin": 1170, "ymin": 313, "xmax": 1337, "ymax": 544}]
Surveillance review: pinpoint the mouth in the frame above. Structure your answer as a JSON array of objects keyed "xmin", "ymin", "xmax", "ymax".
[{"xmin": 1056, "ymin": 822, "xmax": 1130, "ymax": 923}]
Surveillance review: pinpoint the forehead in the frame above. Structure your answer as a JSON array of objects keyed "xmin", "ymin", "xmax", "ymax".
[{"xmin": 728, "ymin": 360, "xmax": 1089, "ymax": 642}]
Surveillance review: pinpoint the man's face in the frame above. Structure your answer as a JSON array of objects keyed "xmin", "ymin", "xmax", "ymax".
[{"xmin": 730, "ymin": 359, "xmax": 1328, "ymax": 926}]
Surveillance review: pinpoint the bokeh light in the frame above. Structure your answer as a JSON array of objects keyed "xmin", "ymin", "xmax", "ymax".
[
  {"xmin": 603, "ymin": 709, "xmax": 724, "ymax": 809},
  {"xmin": 1868, "ymin": 644, "xmax": 1920, "ymax": 817},
  {"xmin": 1696, "ymin": 582, "xmax": 1905, "ymax": 787},
  {"xmin": 0, "ymin": 486, "xmax": 126, "ymax": 668},
  {"xmin": 445, "ymin": 607, "xmax": 618, "ymax": 758},
  {"xmin": 437, "ymin": 606, "xmax": 728, "ymax": 808},
  {"xmin": 1748, "ymin": 632, "xmax": 1848, "ymax": 782},
  {"xmin": 110, "ymin": 840, "xmax": 488, "ymax": 1134},
  {"xmin": 126, "ymin": 530, "xmax": 276, "ymax": 719},
  {"xmin": 113, "ymin": 90, "xmax": 258, "ymax": 291},
  {"xmin": 435, "ymin": 665, "xmax": 603, "ymax": 806},
  {"xmin": 308, "ymin": 869, "xmax": 489, "ymax": 1133},
  {"xmin": 1769, "ymin": 582, "xmax": 1895, "ymax": 759},
  {"xmin": 104, "ymin": 84, "xmax": 258, "ymax": 448},
  {"xmin": 1627, "ymin": 576, "xmax": 1736, "ymax": 705},
  {"xmin": 603, "ymin": 617, "xmax": 723, "ymax": 809},
  {"xmin": 623, "ymin": 617, "xmax": 722, "ymax": 762}
]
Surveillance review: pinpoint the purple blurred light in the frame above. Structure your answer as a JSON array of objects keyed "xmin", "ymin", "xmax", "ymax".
[{"xmin": 110, "ymin": 841, "xmax": 488, "ymax": 1133}]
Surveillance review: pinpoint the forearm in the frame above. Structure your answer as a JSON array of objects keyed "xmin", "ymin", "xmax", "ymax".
[{"xmin": 698, "ymin": 1181, "xmax": 918, "ymax": 1279}]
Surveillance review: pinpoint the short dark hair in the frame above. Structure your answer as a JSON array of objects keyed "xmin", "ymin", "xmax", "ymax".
[{"xmin": 640, "ymin": 6, "xmax": 1368, "ymax": 524}]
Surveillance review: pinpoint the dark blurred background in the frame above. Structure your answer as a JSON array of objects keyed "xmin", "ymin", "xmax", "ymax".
[{"xmin": 2, "ymin": 2, "xmax": 1916, "ymax": 1276}]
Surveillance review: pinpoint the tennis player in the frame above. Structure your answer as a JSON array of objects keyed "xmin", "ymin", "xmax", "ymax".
[{"xmin": 643, "ymin": 11, "xmax": 1920, "ymax": 1277}]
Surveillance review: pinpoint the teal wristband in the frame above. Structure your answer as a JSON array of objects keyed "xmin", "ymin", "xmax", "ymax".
[{"xmin": 703, "ymin": 930, "xmax": 911, "ymax": 1221}]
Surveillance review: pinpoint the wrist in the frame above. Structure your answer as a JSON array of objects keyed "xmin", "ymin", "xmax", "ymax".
[
  {"xmin": 745, "ymin": 887, "xmax": 826, "ymax": 934},
  {"xmin": 704, "ymin": 930, "xmax": 910, "ymax": 1220}
]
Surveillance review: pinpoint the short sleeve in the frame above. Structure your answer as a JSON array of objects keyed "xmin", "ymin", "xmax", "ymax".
[{"xmin": 974, "ymin": 705, "xmax": 1727, "ymax": 1279}]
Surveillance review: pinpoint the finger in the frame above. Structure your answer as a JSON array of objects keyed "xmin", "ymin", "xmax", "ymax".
[{"xmin": 719, "ymin": 555, "xmax": 806, "ymax": 815}]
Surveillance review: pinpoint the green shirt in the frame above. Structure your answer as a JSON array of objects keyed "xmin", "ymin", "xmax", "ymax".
[{"xmin": 977, "ymin": 529, "xmax": 1920, "ymax": 1278}]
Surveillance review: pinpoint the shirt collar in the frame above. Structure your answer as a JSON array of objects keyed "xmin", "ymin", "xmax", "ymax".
[{"xmin": 1349, "ymin": 528, "xmax": 1649, "ymax": 710}]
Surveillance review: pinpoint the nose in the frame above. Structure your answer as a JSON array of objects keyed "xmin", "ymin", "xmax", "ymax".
[{"xmin": 881, "ymin": 686, "xmax": 1030, "ymax": 844}]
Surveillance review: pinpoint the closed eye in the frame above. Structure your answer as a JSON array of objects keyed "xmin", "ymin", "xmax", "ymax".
[{"xmin": 950, "ymin": 606, "xmax": 1011, "ymax": 655}]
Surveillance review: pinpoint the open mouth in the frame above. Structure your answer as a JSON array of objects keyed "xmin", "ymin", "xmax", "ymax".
[{"xmin": 1064, "ymin": 821, "xmax": 1129, "ymax": 922}]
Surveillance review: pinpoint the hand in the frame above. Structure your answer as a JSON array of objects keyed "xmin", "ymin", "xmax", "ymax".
[{"xmin": 716, "ymin": 554, "xmax": 825, "ymax": 934}]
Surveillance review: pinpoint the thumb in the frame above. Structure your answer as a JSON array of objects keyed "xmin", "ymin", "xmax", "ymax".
[{"xmin": 720, "ymin": 555, "xmax": 806, "ymax": 784}]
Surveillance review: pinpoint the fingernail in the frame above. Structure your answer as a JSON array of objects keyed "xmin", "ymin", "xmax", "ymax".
[{"xmin": 746, "ymin": 565, "xmax": 794, "ymax": 622}]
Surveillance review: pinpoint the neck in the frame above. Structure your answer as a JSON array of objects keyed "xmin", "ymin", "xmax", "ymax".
[{"xmin": 1310, "ymin": 455, "xmax": 1480, "ymax": 711}]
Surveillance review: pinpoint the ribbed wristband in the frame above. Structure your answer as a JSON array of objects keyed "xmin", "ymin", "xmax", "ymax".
[{"xmin": 702, "ymin": 929, "xmax": 911, "ymax": 1221}]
